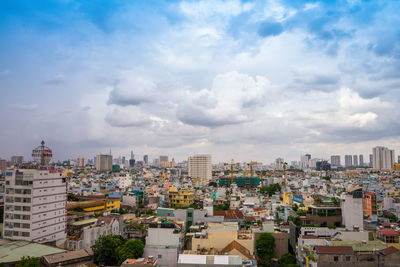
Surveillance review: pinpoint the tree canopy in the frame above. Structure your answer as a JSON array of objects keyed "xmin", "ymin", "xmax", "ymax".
[
  {"xmin": 16, "ymin": 256, "xmax": 40, "ymax": 267},
  {"xmin": 255, "ymin": 233, "xmax": 275, "ymax": 266},
  {"xmin": 92, "ymin": 235, "xmax": 127, "ymax": 265},
  {"xmin": 278, "ymin": 253, "xmax": 298, "ymax": 267},
  {"xmin": 260, "ymin": 184, "xmax": 281, "ymax": 196},
  {"xmin": 116, "ymin": 240, "xmax": 145, "ymax": 265}
]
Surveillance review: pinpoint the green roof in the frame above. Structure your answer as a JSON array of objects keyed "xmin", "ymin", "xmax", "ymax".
[
  {"xmin": 72, "ymin": 218, "xmax": 98, "ymax": 226},
  {"xmin": 0, "ymin": 239, "xmax": 65, "ymax": 263}
]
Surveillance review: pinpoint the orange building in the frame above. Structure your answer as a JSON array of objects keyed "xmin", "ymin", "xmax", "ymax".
[{"xmin": 363, "ymin": 192, "xmax": 377, "ymax": 216}]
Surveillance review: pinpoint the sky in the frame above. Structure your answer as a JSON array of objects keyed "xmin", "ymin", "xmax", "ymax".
[{"xmin": 0, "ymin": 0, "xmax": 400, "ymax": 163}]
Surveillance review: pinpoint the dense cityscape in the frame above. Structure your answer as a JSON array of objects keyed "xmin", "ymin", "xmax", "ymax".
[
  {"xmin": 2, "ymin": 0, "xmax": 400, "ymax": 267},
  {"xmin": 0, "ymin": 142, "xmax": 400, "ymax": 266}
]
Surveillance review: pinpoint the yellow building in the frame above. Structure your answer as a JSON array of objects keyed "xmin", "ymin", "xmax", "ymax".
[
  {"xmin": 393, "ymin": 163, "xmax": 400, "ymax": 171},
  {"xmin": 67, "ymin": 198, "xmax": 120, "ymax": 213},
  {"xmin": 169, "ymin": 189, "xmax": 194, "ymax": 208},
  {"xmin": 282, "ymin": 190, "xmax": 293, "ymax": 205}
]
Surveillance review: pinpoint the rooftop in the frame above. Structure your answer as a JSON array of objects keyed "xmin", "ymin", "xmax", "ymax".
[
  {"xmin": 178, "ymin": 254, "xmax": 242, "ymax": 266},
  {"xmin": 0, "ymin": 239, "xmax": 65, "ymax": 263},
  {"xmin": 378, "ymin": 229, "xmax": 400, "ymax": 236},
  {"xmin": 315, "ymin": 246, "xmax": 354, "ymax": 255},
  {"xmin": 331, "ymin": 241, "xmax": 387, "ymax": 252}
]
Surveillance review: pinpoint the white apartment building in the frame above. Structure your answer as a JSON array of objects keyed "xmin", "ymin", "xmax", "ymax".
[
  {"xmin": 3, "ymin": 167, "xmax": 67, "ymax": 242},
  {"xmin": 114, "ymin": 173, "xmax": 132, "ymax": 189},
  {"xmin": 373, "ymin": 146, "xmax": 395, "ymax": 170},
  {"xmin": 188, "ymin": 154, "xmax": 212, "ymax": 181}
]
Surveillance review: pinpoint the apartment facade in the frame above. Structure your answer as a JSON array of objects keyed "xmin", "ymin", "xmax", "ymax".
[
  {"xmin": 3, "ymin": 166, "xmax": 67, "ymax": 242},
  {"xmin": 373, "ymin": 146, "xmax": 395, "ymax": 170},
  {"xmin": 96, "ymin": 154, "xmax": 112, "ymax": 171},
  {"xmin": 188, "ymin": 154, "xmax": 212, "ymax": 181}
]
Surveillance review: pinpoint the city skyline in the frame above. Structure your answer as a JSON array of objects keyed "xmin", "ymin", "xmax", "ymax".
[{"xmin": 1, "ymin": 1, "xmax": 400, "ymax": 162}]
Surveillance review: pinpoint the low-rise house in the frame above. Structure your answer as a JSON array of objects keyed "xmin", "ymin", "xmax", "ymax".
[{"xmin": 66, "ymin": 216, "xmax": 121, "ymax": 250}]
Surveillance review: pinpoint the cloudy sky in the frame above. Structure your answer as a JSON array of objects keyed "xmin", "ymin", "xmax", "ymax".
[{"xmin": 1, "ymin": 0, "xmax": 400, "ymax": 163}]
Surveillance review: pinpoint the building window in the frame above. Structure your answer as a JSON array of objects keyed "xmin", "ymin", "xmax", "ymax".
[
  {"xmin": 158, "ymin": 255, "xmax": 162, "ymax": 259},
  {"xmin": 334, "ymin": 256, "xmax": 339, "ymax": 262},
  {"xmin": 346, "ymin": 256, "xmax": 351, "ymax": 262}
]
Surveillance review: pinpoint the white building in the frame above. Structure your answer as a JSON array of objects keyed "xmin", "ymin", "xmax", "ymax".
[
  {"xmin": 144, "ymin": 222, "xmax": 183, "ymax": 267},
  {"xmin": 275, "ymin": 158, "xmax": 284, "ymax": 170},
  {"xmin": 344, "ymin": 155, "xmax": 352, "ymax": 167},
  {"xmin": 96, "ymin": 154, "xmax": 112, "ymax": 171},
  {"xmin": 66, "ymin": 216, "xmax": 121, "ymax": 250},
  {"xmin": 300, "ymin": 155, "xmax": 310, "ymax": 169},
  {"xmin": 188, "ymin": 154, "xmax": 212, "ymax": 181},
  {"xmin": 373, "ymin": 146, "xmax": 395, "ymax": 170},
  {"xmin": 341, "ymin": 190, "xmax": 363, "ymax": 230},
  {"xmin": 115, "ymin": 173, "xmax": 132, "ymax": 189},
  {"xmin": 3, "ymin": 167, "xmax": 67, "ymax": 242},
  {"xmin": 330, "ymin": 155, "xmax": 341, "ymax": 167}
]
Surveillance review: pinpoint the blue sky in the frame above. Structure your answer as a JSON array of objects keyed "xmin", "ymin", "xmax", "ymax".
[{"xmin": 0, "ymin": 0, "xmax": 399, "ymax": 163}]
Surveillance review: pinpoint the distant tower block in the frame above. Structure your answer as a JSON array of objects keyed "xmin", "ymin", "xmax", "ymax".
[{"xmin": 32, "ymin": 140, "xmax": 52, "ymax": 165}]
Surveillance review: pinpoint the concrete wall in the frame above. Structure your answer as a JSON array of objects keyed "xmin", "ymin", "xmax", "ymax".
[{"xmin": 144, "ymin": 247, "xmax": 178, "ymax": 267}]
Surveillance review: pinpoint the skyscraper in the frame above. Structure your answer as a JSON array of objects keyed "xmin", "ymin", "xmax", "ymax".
[
  {"xmin": 96, "ymin": 154, "xmax": 113, "ymax": 171},
  {"xmin": 330, "ymin": 155, "xmax": 341, "ymax": 167},
  {"xmin": 369, "ymin": 154, "xmax": 373, "ymax": 167},
  {"xmin": 345, "ymin": 155, "xmax": 352, "ymax": 167},
  {"xmin": 188, "ymin": 155, "xmax": 212, "ymax": 181},
  {"xmin": 373, "ymin": 146, "xmax": 395, "ymax": 170},
  {"xmin": 353, "ymin": 155, "xmax": 358, "ymax": 167},
  {"xmin": 398, "ymin": 155, "xmax": 400, "ymax": 164},
  {"xmin": 159, "ymin": 156, "xmax": 169, "ymax": 168},
  {"xmin": 305, "ymin": 154, "xmax": 311, "ymax": 160},
  {"xmin": 359, "ymin": 154, "xmax": 364, "ymax": 166},
  {"xmin": 143, "ymin": 155, "xmax": 148, "ymax": 165}
]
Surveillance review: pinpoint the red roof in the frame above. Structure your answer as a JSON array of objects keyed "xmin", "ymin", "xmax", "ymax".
[
  {"xmin": 253, "ymin": 207, "xmax": 266, "ymax": 212},
  {"xmin": 378, "ymin": 229, "xmax": 400, "ymax": 236},
  {"xmin": 315, "ymin": 246, "xmax": 354, "ymax": 255},
  {"xmin": 245, "ymin": 216, "xmax": 256, "ymax": 221},
  {"xmin": 214, "ymin": 209, "xmax": 244, "ymax": 219},
  {"xmin": 379, "ymin": 246, "xmax": 399, "ymax": 256}
]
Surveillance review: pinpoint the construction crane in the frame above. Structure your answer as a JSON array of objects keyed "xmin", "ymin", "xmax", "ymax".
[
  {"xmin": 247, "ymin": 161, "xmax": 262, "ymax": 177},
  {"xmin": 224, "ymin": 159, "xmax": 235, "ymax": 185}
]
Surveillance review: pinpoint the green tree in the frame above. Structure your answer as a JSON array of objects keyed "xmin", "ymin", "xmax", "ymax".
[
  {"xmin": 288, "ymin": 216, "xmax": 301, "ymax": 226},
  {"xmin": 255, "ymin": 233, "xmax": 275, "ymax": 266},
  {"xmin": 278, "ymin": 253, "xmax": 298, "ymax": 267},
  {"xmin": 16, "ymin": 256, "xmax": 40, "ymax": 267},
  {"xmin": 67, "ymin": 193, "xmax": 79, "ymax": 201},
  {"xmin": 92, "ymin": 235, "xmax": 127, "ymax": 265},
  {"xmin": 292, "ymin": 204, "xmax": 298, "ymax": 212},
  {"xmin": 116, "ymin": 239, "xmax": 144, "ymax": 264},
  {"xmin": 313, "ymin": 197, "xmax": 323, "ymax": 205}
]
